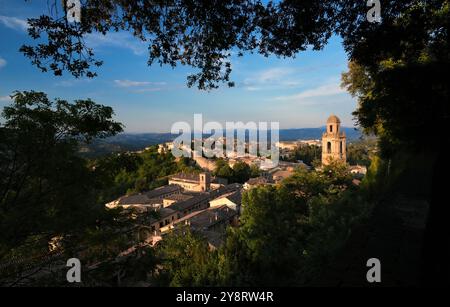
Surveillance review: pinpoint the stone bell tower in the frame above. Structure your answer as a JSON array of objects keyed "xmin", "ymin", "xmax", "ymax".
[
  {"xmin": 322, "ymin": 115, "xmax": 346, "ymax": 165},
  {"xmin": 199, "ymin": 172, "xmax": 211, "ymax": 192}
]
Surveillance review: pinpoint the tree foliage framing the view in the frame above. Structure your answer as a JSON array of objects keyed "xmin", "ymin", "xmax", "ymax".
[{"xmin": 17, "ymin": 0, "xmax": 379, "ymax": 90}]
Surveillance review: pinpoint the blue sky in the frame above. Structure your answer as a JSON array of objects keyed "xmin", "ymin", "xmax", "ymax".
[{"xmin": 0, "ymin": 1, "xmax": 357, "ymax": 133}]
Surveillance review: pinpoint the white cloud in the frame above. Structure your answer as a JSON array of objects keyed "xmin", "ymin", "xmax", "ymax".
[
  {"xmin": 85, "ymin": 32, "xmax": 147, "ymax": 56},
  {"xmin": 242, "ymin": 67, "xmax": 302, "ymax": 91},
  {"xmin": 132, "ymin": 87, "xmax": 163, "ymax": 93},
  {"xmin": 0, "ymin": 57, "xmax": 6, "ymax": 69},
  {"xmin": 0, "ymin": 95, "xmax": 12, "ymax": 102},
  {"xmin": 257, "ymin": 67, "xmax": 294, "ymax": 83},
  {"xmin": 245, "ymin": 86, "xmax": 261, "ymax": 91},
  {"xmin": 54, "ymin": 78, "xmax": 93, "ymax": 87},
  {"xmin": 0, "ymin": 16, "xmax": 29, "ymax": 32},
  {"xmin": 114, "ymin": 79, "xmax": 166, "ymax": 87},
  {"xmin": 274, "ymin": 83, "xmax": 346, "ymax": 101},
  {"xmin": 54, "ymin": 80, "xmax": 78, "ymax": 87}
]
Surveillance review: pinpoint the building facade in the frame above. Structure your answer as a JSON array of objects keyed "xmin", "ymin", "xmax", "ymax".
[{"xmin": 168, "ymin": 172, "xmax": 212, "ymax": 192}]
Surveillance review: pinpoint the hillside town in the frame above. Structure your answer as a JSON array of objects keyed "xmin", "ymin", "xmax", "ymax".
[{"xmin": 105, "ymin": 115, "xmax": 368, "ymax": 251}]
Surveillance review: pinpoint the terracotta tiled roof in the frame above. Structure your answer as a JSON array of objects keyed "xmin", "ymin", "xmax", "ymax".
[
  {"xmin": 118, "ymin": 184, "xmax": 181, "ymax": 205},
  {"xmin": 170, "ymin": 172, "xmax": 201, "ymax": 183},
  {"xmin": 168, "ymin": 193, "xmax": 210, "ymax": 212}
]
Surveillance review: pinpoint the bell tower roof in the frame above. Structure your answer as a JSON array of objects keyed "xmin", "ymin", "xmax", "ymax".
[{"xmin": 327, "ymin": 115, "xmax": 341, "ymax": 124}]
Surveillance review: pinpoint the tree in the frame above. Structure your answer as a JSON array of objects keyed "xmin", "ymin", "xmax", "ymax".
[
  {"xmin": 0, "ymin": 91, "xmax": 132, "ymax": 286},
  {"xmin": 283, "ymin": 161, "xmax": 353, "ymax": 202},
  {"xmin": 156, "ymin": 228, "xmax": 219, "ymax": 286},
  {"xmin": 338, "ymin": 2, "xmax": 449, "ymax": 284},
  {"xmin": 89, "ymin": 152, "xmax": 143, "ymax": 203},
  {"xmin": 249, "ymin": 164, "xmax": 261, "ymax": 178},
  {"xmin": 340, "ymin": 2, "xmax": 449, "ymax": 156},
  {"xmin": 213, "ymin": 159, "xmax": 253, "ymax": 183},
  {"xmin": 21, "ymin": 1, "xmax": 437, "ymax": 89},
  {"xmin": 90, "ymin": 145, "xmax": 201, "ymax": 199},
  {"xmin": 346, "ymin": 139, "xmax": 375, "ymax": 167},
  {"xmin": 232, "ymin": 161, "xmax": 251, "ymax": 183},
  {"xmin": 85, "ymin": 245, "xmax": 159, "ymax": 286},
  {"xmin": 289, "ymin": 144, "xmax": 321, "ymax": 165},
  {"xmin": 214, "ymin": 158, "xmax": 234, "ymax": 182},
  {"xmin": 0, "ymin": 91, "xmax": 123, "ymax": 253},
  {"xmin": 216, "ymin": 162, "xmax": 364, "ymax": 286}
]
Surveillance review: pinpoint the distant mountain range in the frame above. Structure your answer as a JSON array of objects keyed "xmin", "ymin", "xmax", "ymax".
[
  {"xmin": 279, "ymin": 127, "xmax": 361, "ymax": 141},
  {"xmin": 79, "ymin": 127, "xmax": 362, "ymax": 157}
]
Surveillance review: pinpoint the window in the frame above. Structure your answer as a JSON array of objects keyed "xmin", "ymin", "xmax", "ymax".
[
  {"xmin": 340, "ymin": 141, "xmax": 343, "ymax": 154},
  {"xmin": 327, "ymin": 142, "xmax": 331, "ymax": 154},
  {"xmin": 330, "ymin": 125, "xmax": 333, "ymax": 132}
]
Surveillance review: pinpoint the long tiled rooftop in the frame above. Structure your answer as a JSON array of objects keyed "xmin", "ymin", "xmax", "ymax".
[{"xmin": 117, "ymin": 184, "xmax": 181, "ymax": 205}]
